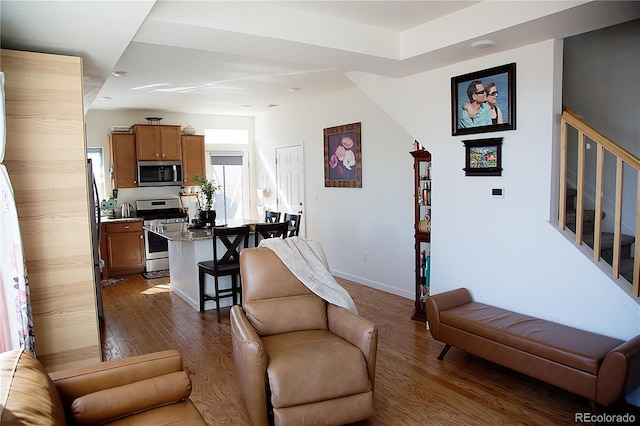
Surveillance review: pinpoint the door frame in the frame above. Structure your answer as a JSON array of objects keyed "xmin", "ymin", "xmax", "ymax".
[{"xmin": 276, "ymin": 144, "xmax": 305, "ymax": 237}]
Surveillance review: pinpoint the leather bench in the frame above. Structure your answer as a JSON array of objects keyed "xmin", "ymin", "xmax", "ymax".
[{"xmin": 426, "ymin": 288, "xmax": 640, "ymax": 408}]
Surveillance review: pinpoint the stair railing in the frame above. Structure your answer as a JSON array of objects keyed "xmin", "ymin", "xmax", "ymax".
[{"xmin": 559, "ymin": 107, "xmax": 640, "ymax": 297}]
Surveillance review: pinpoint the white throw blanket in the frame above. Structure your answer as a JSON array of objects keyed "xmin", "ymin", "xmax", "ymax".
[{"xmin": 258, "ymin": 237, "xmax": 358, "ymax": 314}]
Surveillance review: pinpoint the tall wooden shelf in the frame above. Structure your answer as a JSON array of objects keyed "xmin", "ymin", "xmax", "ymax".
[{"xmin": 411, "ymin": 149, "xmax": 431, "ymax": 321}]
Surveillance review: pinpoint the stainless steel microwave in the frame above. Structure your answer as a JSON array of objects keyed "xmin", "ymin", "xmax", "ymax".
[{"xmin": 137, "ymin": 161, "xmax": 183, "ymax": 186}]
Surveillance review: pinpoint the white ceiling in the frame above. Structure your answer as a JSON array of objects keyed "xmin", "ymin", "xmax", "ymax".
[{"xmin": 2, "ymin": 1, "xmax": 639, "ymax": 117}]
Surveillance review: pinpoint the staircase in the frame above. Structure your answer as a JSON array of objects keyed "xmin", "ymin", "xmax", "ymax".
[
  {"xmin": 565, "ymin": 188, "xmax": 636, "ymax": 284},
  {"xmin": 560, "ymin": 108, "xmax": 640, "ymax": 297}
]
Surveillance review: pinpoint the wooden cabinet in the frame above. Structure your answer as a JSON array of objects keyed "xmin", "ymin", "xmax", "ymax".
[
  {"xmin": 100, "ymin": 221, "xmax": 145, "ymax": 277},
  {"xmin": 133, "ymin": 125, "xmax": 182, "ymax": 161},
  {"xmin": 109, "ymin": 133, "xmax": 137, "ymax": 188},
  {"xmin": 181, "ymin": 135, "xmax": 206, "ymax": 186},
  {"xmin": 411, "ymin": 149, "xmax": 431, "ymax": 322}
]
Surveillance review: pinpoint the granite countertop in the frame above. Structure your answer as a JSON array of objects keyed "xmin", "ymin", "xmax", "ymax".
[
  {"xmin": 144, "ymin": 219, "xmax": 260, "ymax": 242},
  {"xmin": 101, "ymin": 216, "xmax": 143, "ymax": 224},
  {"xmin": 145, "ymin": 223, "xmax": 214, "ymax": 242}
]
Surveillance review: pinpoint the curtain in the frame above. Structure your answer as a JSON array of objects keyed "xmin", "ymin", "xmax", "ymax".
[{"xmin": 0, "ymin": 71, "xmax": 35, "ymax": 353}]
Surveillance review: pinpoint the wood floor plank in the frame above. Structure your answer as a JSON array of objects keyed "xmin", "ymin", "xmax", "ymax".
[{"xmin": 101, "ymin": 274, "xmax": 640, "ymax": 425}]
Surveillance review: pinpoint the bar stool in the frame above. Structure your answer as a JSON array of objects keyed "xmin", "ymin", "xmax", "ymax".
[
  {"xmin": 197, "ymin": 225, "xmax": 250, "ymax": 322},
  {"xmin": 264, "ymin": 210, "xmax": 281, "ymax": 223},
  {"xmin": 283, "ymin": 213, "xmax": 301, "ymax": 237},
  {"xmin": 254, "ymin": 221, "xmax": 289, "ymax": 247}
]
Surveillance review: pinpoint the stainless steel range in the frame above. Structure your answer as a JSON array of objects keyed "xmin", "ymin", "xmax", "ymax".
[{"xmin": 136, "ymin": 198, "xmax": 187, "ymax": 272}]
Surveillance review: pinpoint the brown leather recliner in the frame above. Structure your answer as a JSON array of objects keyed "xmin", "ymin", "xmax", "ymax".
[{"xmin": 231, "ymin": 247, "xmax": 378, "ymax": 426}]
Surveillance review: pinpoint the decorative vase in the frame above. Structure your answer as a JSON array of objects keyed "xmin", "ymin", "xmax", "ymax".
[{"xmin": 199, "ymin": 210, "xmax": 216, "ymax": 227}]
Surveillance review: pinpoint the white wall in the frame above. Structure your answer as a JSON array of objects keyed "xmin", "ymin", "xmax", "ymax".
[
  {"xmin": 255, "ymin": 88, "xmax": 416, "ymax": 299},
  {"xmin": 84, "ymin": 110, "xmax": 255, "ymax": 209},
  {"xmin": 351, "ymin": 39, "xmax": 639, "ymax": 340},
  {"xmin": 256, "ymin": 40, "xmax": 640, "ymax": 340},
  {"xmin": 564, "ymin": 19, "xmax": 640, "ymax": 157}
]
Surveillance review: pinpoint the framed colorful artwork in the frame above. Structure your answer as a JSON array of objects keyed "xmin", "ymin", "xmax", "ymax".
[
  {"xmin": 452, "ymin": 63, "xmax": 516, "ymax": 136},
  {"xmin": 323, "ymin": 122, "xmax": 362, "ymax": 188},
  {"xmin": 462, "ymin": 137, "xmax": 503, "ymax": 176}
]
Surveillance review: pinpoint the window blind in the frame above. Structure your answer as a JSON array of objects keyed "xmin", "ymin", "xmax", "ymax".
[{"xmin": 210, "ymin": 155, "xmax": 243, "ymax": 166}]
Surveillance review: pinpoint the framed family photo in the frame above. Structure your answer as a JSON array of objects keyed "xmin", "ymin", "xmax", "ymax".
[
  {"xmin": 462, "ymin": 137, "xmax": 503, "ymax": 176},
  {"xmin": 451, "ymin": 63, "xmax": 516, "ymax": 136},
  {"xmin": 324, "ymin": 122, "xmax": 362, "ymax": 188}
]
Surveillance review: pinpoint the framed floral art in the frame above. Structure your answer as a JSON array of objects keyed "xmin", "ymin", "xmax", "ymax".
[{"xmin": 324, "ymin": 122, "xmax": 362, "ymax": 188}]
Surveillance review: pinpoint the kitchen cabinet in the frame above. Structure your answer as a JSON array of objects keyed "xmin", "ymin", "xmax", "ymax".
[
  {"xmin": 109, "ymin": 133, "xmax": 137, "ymax": 188},
  {"xmin": 133, "ymin": 125, "xmax": 182, "ymax": 161},
  {"xmin": 411, "ymin": 149, "xmax": 431, "ymax": 322},
  {"xmin": 181, "ymin": 135, "xmax": 206, "ymax": 186},
  {"xmin": 101, "ymin": 221, "xmax": 145, "ymax": 277}
]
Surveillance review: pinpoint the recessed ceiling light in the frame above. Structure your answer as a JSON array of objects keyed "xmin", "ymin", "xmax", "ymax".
[
  {"xmin": 100, "ymin": 96, "xmax": 112, "ymax": 100},
  {"xmin": 471, "ymin": 40, "xmax": 496, "ymax": 50},
  {"xmin": 267, "ymin": 104, "xmax": 279, "ymax": 108},
  {"xmin": 241, "ymin": 105, "xmax": 252, "ymax": 108},
  {"xmin": 287, "ymin": 87, "xmax": 301, "ymax": 92},
  {"xmin": 112, "ymin": 70, "xmax": 129, "ymax": 77}
]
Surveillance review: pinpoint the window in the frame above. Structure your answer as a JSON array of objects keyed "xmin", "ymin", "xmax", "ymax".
[
  {"xmin": 87, "ymin": 147, "xmax": 106, "ymax": 201},
  {"xmin": 208, "ymin": 153, "xmax": 249, "ymax": 222},
  {"xmin": 204, "ymin": 129, "xmax": 251, "ymax": 221}
]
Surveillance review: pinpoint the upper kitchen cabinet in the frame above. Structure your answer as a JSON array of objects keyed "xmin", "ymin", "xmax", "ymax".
[
  {"xmin": 133, "ymin": 125, "xmax": 182, "ymax": 161},
  {"xmin": 181, "ymin": 135, "xmax": 205, "ymax": 186},
  {"xmin": 109, "ymin": 133, "xmax": 137, "ymax": 188}
]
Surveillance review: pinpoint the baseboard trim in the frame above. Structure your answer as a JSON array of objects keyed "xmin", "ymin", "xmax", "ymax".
[{"xmin": 330, "ymin": 269, "xmax": 413, "ymax": 300}]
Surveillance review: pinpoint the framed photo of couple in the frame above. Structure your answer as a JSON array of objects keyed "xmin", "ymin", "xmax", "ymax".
[{"xmin": 451, "ymin": 63, "xmax": 516, "ymax": 136}]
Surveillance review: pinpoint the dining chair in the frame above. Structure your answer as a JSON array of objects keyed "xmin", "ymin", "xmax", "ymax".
[
  {"xmin": 197, "ymin": 225, "xmax": 250, "ymax": 322},
  {"xmin": 264, "ymin": 210, "xmax": 281, "ymax": 223},
  {"xmin": 283, "ymin": 213, "xmax": 301, "ymax": 237},
  {"xmin": 254, "ymin": 221, "xmax": 289, "ymax": 247}
]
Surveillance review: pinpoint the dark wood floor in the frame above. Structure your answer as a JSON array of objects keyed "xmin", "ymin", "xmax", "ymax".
[{"xmin": 101, "ymin": 274, "xmax": 639, "ymax": 425}]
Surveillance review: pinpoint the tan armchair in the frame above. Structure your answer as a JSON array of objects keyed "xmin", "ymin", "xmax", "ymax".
[
  {"xmin": 0, "ymin": 349, "xmax": 206, "ymax": 425},
  {"xmin": 231, "ymin": 247, "xmax": 378, "ymax": 426}
]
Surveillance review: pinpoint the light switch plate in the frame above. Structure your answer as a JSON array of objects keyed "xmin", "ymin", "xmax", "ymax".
[{"xmin": 492, "ymin": 187, "xmax": 504, "ymax": 198}]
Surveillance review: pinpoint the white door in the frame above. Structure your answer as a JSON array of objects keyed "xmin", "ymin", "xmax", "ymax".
[{"xmin": 276, "ymin": 145, "xmax": 304, "ymax": 236}]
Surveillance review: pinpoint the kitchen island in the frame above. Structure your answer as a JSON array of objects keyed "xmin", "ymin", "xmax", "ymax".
[{"xmin": 145, "ymin": 219, "xmax": 259, "ymax": 312}]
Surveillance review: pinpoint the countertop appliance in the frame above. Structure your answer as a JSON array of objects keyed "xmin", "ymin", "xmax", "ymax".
[
  {"xmin": 136, "ymin": 198, "xmax": 187, "ymax": 272},
  {"xmin": 137, "ymin": 161, "xmax": 183, "ymax": 186},
  {"xmin": 120, "ymin": 202, "xmax": 134, "ymax": 218}
]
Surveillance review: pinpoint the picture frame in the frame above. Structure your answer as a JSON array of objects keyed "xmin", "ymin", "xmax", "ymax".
[
  {"xmin": 324, "ymin": 122, "xmax": 362, "ymax": 188},
  {"xmin": 451, "ymin": 63, "xmax": 516, "ymax": 136},
  {"xmin": 462, "ymin": 137, "xmax": 503, "ymax": 176}
]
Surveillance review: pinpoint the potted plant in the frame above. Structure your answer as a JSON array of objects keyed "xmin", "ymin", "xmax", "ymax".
[{"xmin": 193, "ymin": 174, "xmax": 221, "ymax": 227}]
